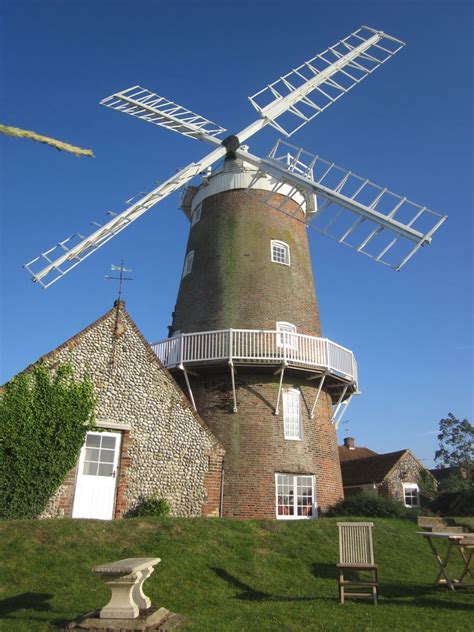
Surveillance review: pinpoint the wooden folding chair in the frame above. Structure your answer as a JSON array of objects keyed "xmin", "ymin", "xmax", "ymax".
[{"xmin": 337, "ymin": 522, "xmax": 379, "ymax": 605}]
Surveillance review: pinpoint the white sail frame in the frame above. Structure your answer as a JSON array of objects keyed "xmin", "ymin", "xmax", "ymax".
[
  {"xmin": 239, "ymin": 140, "xmax": 447, "ymax": 270},
  {"xmin": 248, "ymin": 26, "xmax": 404, "ymax": 137}
]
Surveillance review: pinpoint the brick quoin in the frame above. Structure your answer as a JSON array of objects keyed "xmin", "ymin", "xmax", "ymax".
[{"xmin": 169, "ymin": 163, "xmax": 347, "ymax": 519}]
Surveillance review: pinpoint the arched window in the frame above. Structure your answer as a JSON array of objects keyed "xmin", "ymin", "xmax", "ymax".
[
  {"xmin": 182, "ymin": 250, "xmax": 194, "ymax": 278},
  {"xmin": 271, "ymin": 240, "xmax": 290, "ymax": 266},
  {"xmin": 191, "ymin": 202, "xmax": 202, "ymax": 226},
  {"xmin": 276, "ymin": 322, "xmax": 297, "ymax": 349}
]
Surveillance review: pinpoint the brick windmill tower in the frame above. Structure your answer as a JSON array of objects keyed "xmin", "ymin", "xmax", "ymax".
[
  {"xmin": 25, "ymin": 27, "xmax": 447, "ymax": 519},
  {"xmin": 160, "ymin": 154, "xmax": 356, "ymax": 518}
]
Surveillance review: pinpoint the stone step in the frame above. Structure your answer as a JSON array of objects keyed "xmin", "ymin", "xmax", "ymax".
[
  {"xmin": 417, "ymin": 516, "xmax": 446, "ymax": 528},
  {"xmin": 432, "ymin": 526, "xmax": 464, "ymax": 534}
]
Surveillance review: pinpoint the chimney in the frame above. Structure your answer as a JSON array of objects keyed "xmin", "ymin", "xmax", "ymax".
[{"xmin": 343, "ymin": 437, "xmax": 355, "ymax": 450}]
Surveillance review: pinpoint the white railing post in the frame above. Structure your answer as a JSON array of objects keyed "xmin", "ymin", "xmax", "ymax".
[
  {"xmin": 229, "ymin": 329, "xmax": 233, "ymax": 364},
  {"xmin": 179, "ymin": 333, "xmax": 184, "ymax": 366}
]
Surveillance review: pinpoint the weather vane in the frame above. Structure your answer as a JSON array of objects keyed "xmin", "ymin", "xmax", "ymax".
[{"xmin": 105, "ymin": 259, "xmax": 133, "ymax": 303}]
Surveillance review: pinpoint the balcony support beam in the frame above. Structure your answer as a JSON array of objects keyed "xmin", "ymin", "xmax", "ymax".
[
  {"xmin": 310, "ymin": 372, "xmax": 328, "ymax": 420},
  {"xmin": 179, "ymin": 363, "xmax": 197, "ymax": 412},
  {"xmin": 331, "ymin": 384, "xmax": 349, "ymax": 425},
  {"xmin": 274, "ymin": 362, "xmax": 288, "ymax": 415},
  {"xmin": 229, "ymin": 360, "xmax": 238, "ymax": 413},
  {"xmin": 333, "ymin": 393, "xmax": 354, "ymax": 430}
]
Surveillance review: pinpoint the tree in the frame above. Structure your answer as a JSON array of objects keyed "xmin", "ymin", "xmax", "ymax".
[
  {"xmin": 434, "ymin": 413, "xmax": 473, "ymax": 489},
  {"xmin": 0, "ymin": 124, "xmax": 94, "ymax": 157},
  {"xmin": 0, "ymin": 362, "xmax": 96, "ymax": 519}
]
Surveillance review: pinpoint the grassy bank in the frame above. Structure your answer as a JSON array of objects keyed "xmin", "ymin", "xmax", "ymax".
[{"xmin": 0, "ymin": 517, "xmax": 472, "ymax": 631}]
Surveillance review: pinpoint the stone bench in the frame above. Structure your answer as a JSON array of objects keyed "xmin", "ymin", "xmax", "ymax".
[{"xmin": 92, "ymin": 557, "xmax": 161, "ymax": 619}]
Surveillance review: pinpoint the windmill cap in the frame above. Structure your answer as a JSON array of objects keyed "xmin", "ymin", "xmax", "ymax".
[{"xmin": 182, "ymin": 155, "xmax": 317, "ymax": 218}]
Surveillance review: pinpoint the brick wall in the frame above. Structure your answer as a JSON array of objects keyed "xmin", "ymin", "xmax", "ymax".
[
  {"xmin": 172, "ymin": 188, "xmax": 321, "ymax": 336},
  {"xmin": 202, "ymin": 448, "xmax": 225, "ymax": 517},
  {"xmin": 114, "ymin": 430, "xmax": 132, "ymax": 518},
  {"xmin": 178, "ymin": 370, "xmax": 344, "ymax": 519}
]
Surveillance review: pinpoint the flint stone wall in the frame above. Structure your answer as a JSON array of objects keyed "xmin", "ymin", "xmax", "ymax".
[
  {"xmin": 379, "ymin": 451, "xmax": 427, "ymax": 503},
  {"xmin": 40, "ymin": 304, "xmax": 223, "ymax": 518}
]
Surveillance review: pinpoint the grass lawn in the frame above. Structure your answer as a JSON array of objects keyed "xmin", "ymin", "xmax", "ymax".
[{"xmin": 0, "ymin": 517, "xmax": 472, "ymax": 632}]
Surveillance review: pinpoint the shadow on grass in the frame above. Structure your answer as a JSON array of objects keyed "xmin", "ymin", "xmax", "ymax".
[
  {"xmin": 311, "ymin": 562, "xmax": 337, "ymax": 580},
  {"xmin": 211, "ymin": 567, "xmax": 325, "ymax": 602},
  {"xmin": 0, "ymin": 592, "xmax": 53, "ymax": 617},
  {"xmin": 310, "ymin": 563, "xmax": 473, "ymax": 610}
]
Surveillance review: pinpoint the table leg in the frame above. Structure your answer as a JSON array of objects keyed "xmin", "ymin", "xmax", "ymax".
[
  {"xmin": 426, "ymin": 537, "xmax": 456, "ymax": 591},
  {"xmin": 455, "ymin": 546, "xmax": 473, "ymax": 584}
]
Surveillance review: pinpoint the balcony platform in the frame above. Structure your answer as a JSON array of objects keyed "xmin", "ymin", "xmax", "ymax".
[{"xmin": 152, "ymin": 329, "xmax": 358, "ymax": 415}]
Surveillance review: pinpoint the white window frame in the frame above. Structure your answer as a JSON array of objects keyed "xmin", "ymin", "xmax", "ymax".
[
  {"xmin": 402, "ymin": 483, "xmax": 420, "ymax": 508},
  {"xmin": 276, "ymin": 321, "xmax": 297, "ymax": 349},
  {"xmin": 191, "ymin": 202, "xmax": 202, "ymax": 226},
  {"xmin": 282, "ymin": 388, "xmax": 302, "ymax": 440},
  {"xmin": 275, "ymin": 473, "xmax": 316, "ymax": 520},
  {"xmin": 271, "ymin": 240, "xmax": 290, "ymax": 266},
  {"xmin": 182, "ymin": 250, "xmax": 194, "ymax": 278}
]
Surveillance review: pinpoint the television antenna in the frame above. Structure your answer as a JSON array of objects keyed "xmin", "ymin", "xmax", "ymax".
[{"xmin": 24, "ymin": 26, "xmax": 447, "ymax": 289}]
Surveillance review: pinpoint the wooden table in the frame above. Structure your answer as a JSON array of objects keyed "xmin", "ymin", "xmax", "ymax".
[{"xmin": 418, "ymin": 531, "xmax": 473, "ymax": 591}]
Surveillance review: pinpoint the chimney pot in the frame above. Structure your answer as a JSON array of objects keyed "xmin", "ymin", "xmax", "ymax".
[{"xmin": 344, "ymin": 437, "xmax": 355, "ymax": 449}]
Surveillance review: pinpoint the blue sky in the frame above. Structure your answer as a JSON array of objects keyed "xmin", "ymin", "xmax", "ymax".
[{"xmin": 1, "ymin": 0, "xmax": 472, "ymax": 466}]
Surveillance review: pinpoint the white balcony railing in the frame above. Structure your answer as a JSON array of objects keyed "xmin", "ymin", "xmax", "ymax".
[{"xmin": 152, "ymin": 329, "xmax": 357, "ymax": 385}]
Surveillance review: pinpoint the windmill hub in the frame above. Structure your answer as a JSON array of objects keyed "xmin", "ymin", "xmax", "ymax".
[{"xmin": 221, "ymin": 133, "xmax": 241, "ymax": 156}]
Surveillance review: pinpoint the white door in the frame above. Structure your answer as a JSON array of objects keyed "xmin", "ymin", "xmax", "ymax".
[{"xmin": 72, "ymin": 431, "xmax": 121, "ymax": 520}]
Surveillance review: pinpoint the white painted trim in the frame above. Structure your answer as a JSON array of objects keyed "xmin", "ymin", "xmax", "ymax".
[
  {"xmin": 72, "ymin": 431, "xmax": 122, "ymax": 520},
  {"xmin": 191, "ymin": 201, "xmax": 202, "ymax": 226},
  {"xmin": 402, "ymin": 482, "xmax": 420, "ymax": 508},
  {"xmin": 182, "ymin": 250, "xmax": 194, "ymax": 278},
  {"xmin": 282, "ymin": 388, "xmax": 303, "ymax": 441},
  {"xmin": 95, "ymin": 420, "xmax": 131, "ymax": 431},
  {"xmin": 189, "ymin": 167, "xmax": 312, "ymax": 216},
  {"xmin": 271, "ymin": 240, "xmax": 291, "ymax": 266},
  {"xmin": 276, "ymin": 321, "xmax": 297, "ymax": 350},
  {"xmin": 152, "ymin": 328, "xmax": 358, "ymax": 387},
  {"xmin": 275, "ymin": 473, "xmax": 316, "ymax": 520}
]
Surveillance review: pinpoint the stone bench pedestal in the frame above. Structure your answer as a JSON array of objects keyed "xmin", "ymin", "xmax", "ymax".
[
  {"xmin": 66, "ymin": 556, "xmax": 187, "ymax": 631},
  {"xmin": 93, "ymin": 558, "xmax": 160, "ymax": 619}
]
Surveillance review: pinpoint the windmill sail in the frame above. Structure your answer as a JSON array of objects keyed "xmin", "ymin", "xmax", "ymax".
[
  {"xmin": 248, "ymin": 26, "xmax": 404, "ymax": 137},
  {"xmin": 239, "ymin": 140, "xmax": 447, "ymax": 270},
  {"xmin": 23, "ymin": 150, "xmax": 227, "ymax": 288},
  {"xmin": 23, "ymin": 26, "xmax": 446, "ymax": 288},
  {"xmin": 101, "ymin": 86, "xmax": 226, "ymax": 140}
]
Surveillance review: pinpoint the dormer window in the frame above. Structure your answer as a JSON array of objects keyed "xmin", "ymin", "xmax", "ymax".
[
  {"xmin": 271, "ymin": 240, "xmax": 290, "ymax": 266},
  {"xmin": 182, "ymin": 250, "xmax": 194, "ymax": 278},
  {"xmin": 191, "ymin": 202, "xmax": 202, "ymax": 226}
]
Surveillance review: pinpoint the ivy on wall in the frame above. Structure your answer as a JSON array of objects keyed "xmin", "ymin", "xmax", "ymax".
[{"xmin": 0, "ymin": 362, "xmax": 96, "ymax": 519}]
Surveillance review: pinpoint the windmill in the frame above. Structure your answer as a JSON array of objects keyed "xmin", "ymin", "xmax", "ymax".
[{"xmin": 24, "ymin": 27, "xmax": 447, "ymax": 518}]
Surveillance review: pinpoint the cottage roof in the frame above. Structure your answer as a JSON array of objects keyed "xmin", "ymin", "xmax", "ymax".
[
  {"xmin": 340, "ymin": 449, "xmax": 409, "ymax": 486},
  {"xmin": 338, "ymin": 445, "xmax": 378, "ymax": 462}
]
